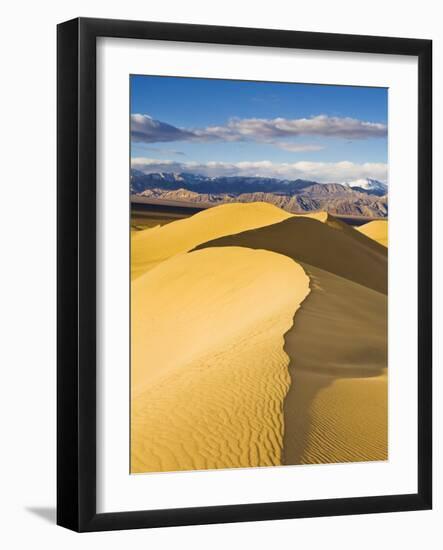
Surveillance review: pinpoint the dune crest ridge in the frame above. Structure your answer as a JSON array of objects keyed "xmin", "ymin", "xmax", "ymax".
[
  {"xmin": 131, "ymin": 201, "xmax": 294, "ymax": 279},
  {"xmin": 131, "ymin": 246, "xmax": 310, "ymax": 473},
  {"xmin": 196, "ymin": 215, "xmax": 387, "ymax": 294},
  {"xmin": 130, "ymin": 201, "xmax": 343, "ymax": 280}
]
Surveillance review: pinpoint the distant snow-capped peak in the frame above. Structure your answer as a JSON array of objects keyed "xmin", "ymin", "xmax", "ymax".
[{"xmin": 346, "ymin": 178, "xmax": 387, "ymax": 194}]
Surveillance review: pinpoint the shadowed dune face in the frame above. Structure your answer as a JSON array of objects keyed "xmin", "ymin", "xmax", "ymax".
[
  {"xmin": 131, "ymin": 246, "xmax": 310, "ymax": 472},
  {"xmin": 357, "ymin": 219, "xmax": 388, "ymax": 247},
  {"xmin": 196, "ymin": 215, "xmax": 388, "ymax": 294},
  {"xmin": 282, "ymin": 264, "xmax": 387, "ymax": 464},
  {"xmin": 285, "ymin": 264, "xmax": 387, "ymax": 378},
  {"xmin": 197, "ymin": 217, "xmax": 387, "ymax": 465}
]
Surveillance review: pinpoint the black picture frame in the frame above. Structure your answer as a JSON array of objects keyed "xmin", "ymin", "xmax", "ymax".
[{"xmin": 57, "ymin": 17, "xmax": 432, "ymax": 532}]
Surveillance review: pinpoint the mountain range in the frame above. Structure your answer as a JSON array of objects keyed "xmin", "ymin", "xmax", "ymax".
[{"xmin": 130, "ymin": 171, "xmax": 388, "ymax": 218}]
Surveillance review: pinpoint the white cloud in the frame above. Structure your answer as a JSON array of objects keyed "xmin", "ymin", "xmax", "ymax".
[
  {"xmin": 131, "ymin": 157, "xmax": 388, "ymax": 184},
  {"xmin": 131, "ymin": 113, "xmax": 387, "ymax": 144},
  {"xmin": 215, "ymin": 115, "xmax": 387, "ymax": 140},
  {"xmin": 275, "ymin": 142, "xmax": 325, "ymax": 153}
]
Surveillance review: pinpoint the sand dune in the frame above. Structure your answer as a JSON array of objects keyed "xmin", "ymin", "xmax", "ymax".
[
  {"xmin": 197, "ymin": 219, "xmax": 387, "ymax": 464},
  {"xmin": 130, "ymin": 201, "xmax": 293, "ymax": 279},
  {"xmin": 130, "ymin": 201, "xmax": 347, "ymax": 280},
  {"xmin": 357, "ymin": 219, "xmax": 388, "ymax": 247},
  {"xmin": 196, "ymin": 214, "xmax": 388, "ymax": 294},
  {"xmin": 131, "ymin": 246, "xmax": 310, "ymax": 473},
  {"xmin": 131, "ymin": 202, "xmax": 387, "ymax": 471}
]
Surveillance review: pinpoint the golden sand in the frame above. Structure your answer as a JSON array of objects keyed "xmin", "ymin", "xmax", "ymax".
[
  {"xmin": 131, "ymin": 246, "xmax": 310, "ymax": 472},
  {"xmin": 284, "ymin": 368, "xmax": 387, "ymax": 464},
  {"xmin": 130, "ymin": 202, "xmax": 338, "ymax": 280},
  {"xmin": 357, "ymin": 219, "xmax": 388, "ymax": 247},
  {"xmin": 131, "ymin": 201, "xmax": 294, "ymax": 280},
  {"xmin": 131, "ymin": 202, "xmax": 388, "ymax": 472}
]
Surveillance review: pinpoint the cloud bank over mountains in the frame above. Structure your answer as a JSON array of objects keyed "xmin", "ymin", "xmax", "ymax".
[{"xmin": 131, "ymin": 157, "xmax": 388, "ymax": 185}]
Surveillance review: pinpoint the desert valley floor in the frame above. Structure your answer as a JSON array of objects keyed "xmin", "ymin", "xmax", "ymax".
[{"xmin": 130, "ymin": 202, "xmax": 388, "ymax": 473}]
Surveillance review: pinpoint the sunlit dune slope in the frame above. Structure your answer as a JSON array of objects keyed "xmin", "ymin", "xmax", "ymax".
[
  {"xmin": 196, "ymin": 215, "xmax": 388, "ymax": 294},
  {"xmin": 197, "ymin": 220, "xmax": 387, "ymax": 464},
  {"xmin": 131, "ymin": 246, "xmax": 310, "ymax": 473},
  {"xmin": 357, "ymin": 219, "xmax": 388, "ymax": 247},
  {"xmin": 130, "ymin": 201, "xmax": 293, "ymax": 279}
]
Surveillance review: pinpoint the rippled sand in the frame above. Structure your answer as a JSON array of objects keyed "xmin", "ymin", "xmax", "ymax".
[
  {"xmin": 198, "ymin": 211, "xmax": 388, "ymax": 465},
  {"xmin": 131, "ymin": 246, "xmax": 310, "ymax": 472},
  {"xmin": 131, "ymin": 202, "xmax": 388, "ymax": 472}
]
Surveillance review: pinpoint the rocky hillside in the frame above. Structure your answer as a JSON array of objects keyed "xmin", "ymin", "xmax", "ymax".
[{"xmin": 131, "ymin": 171, "xmax": 388, "ymax": 217}]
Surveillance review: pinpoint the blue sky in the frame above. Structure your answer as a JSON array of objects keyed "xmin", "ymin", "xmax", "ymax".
[{"xmin": 130, "ymin": 75, "xmax": 388, "ymax": 184}]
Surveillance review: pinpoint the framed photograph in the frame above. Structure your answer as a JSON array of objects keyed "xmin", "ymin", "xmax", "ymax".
[{"xmin": 57, "ymin": 17, "xmax": 432, "ymax": 532}]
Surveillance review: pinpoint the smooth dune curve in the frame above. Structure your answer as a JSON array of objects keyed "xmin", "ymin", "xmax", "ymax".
[
  {"xmin": 197, "ymin": 220, "xmax": 387, "ymax": 464},
  {"xmin": 357, "ymin": 219, "xmax": 388, "ymax": 247},
  {"xmin": 131, "ymin": 246, "xmax": 310, "ymax": 473},
  {"xmin": 130, "ymin": 201, "xmax": 293, "ymax": 279}
]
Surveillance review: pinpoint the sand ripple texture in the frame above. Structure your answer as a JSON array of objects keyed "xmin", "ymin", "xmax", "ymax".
[
  {"xmin": 131, "ymin": 246, "xmax": 310, "ymax": 473},
  {"xmin": 197, "ymin": 212, "xmax": 388, "ymax": 465}
]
